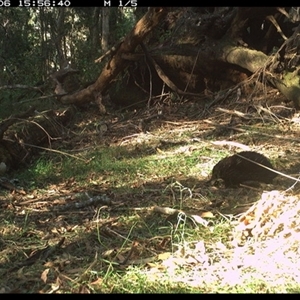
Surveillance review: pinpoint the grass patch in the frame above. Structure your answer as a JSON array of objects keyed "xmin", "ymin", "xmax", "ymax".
[{"xmin": 15, "ymin": 144, "xmax": 214, "ymax": 191}]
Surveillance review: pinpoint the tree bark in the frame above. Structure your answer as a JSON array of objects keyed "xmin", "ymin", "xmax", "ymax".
[
  {"xmin": 101, "ymin": 7, "xmax": 110, "ymax": 53},
  {"xmin": 219, "ymin": 34, "xmax": 300, "ymax": 107},
  {"xmin": 58, "ymin": 7, "xmax": 168, "ymax": 106}
]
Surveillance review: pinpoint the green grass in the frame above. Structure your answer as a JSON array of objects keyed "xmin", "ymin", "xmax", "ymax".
[{"xmin": 15, "ymin": 145, "xmax": 214, "ymax": 191}]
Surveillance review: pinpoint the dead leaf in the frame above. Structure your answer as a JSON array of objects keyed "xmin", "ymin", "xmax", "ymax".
[
  {"xmin": 41, "ymin": 268, "xmax": 50, "ymax": 283},
  {"xmin": 200, "ymin": 211, "xmax": 215, "ymax": 218},
  {"xmin": 157, "ymin": 252, "xmax": 172, "ymax": 260},
  {"xmin": 44, "ymin": 261, "xmax": 55, "ymax": 268},
  {"xmin": 190, "ymin": 214, "xmax": 209, "ymax": 227},
  {"xmin": 90, "ymin": 277, "xmax": 103, "ymax": 286},
  {"xmin": 102, "ymin": 249, "xmax": 117, "ymax": 258},
  {"xmin": 157, "ymin": 237, "xmax": 171, "ymax": 250}
]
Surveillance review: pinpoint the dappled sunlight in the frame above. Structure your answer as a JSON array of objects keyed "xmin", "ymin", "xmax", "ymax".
[{"xmin": 1, "ymin": 90, "xmax": 300, "ymax": 292}]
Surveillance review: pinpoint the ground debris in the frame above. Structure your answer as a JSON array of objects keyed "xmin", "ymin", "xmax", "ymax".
[
  {"xmin": 234, "ymin": 190, "xmax": 300, "ymax": 251},
  {"xmin": 56, "ymin": 193, "xmax": 111, "ymax": 211},
  {"xmin": 2, "ymin": 237, "xmax": 65, "ymax": 275}
]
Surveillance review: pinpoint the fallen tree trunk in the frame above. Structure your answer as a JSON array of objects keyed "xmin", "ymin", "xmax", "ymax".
[
  {"xmin": 148, "ymin": 19, "xmax": 300, "ymax": 107},
  {"xmin": 54, "ymin": 7, "xmax": 300, "ymax": 109},
  {"xmin": 58, "ymin": 7, "xmax": 168, "ymax": 109},
  {"xmin": 219, "ymin": 35, "xmax": 300, "ymax": 107}
]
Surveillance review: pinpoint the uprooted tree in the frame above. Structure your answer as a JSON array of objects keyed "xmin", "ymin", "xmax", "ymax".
[{"xmin": 54, "ymin": 7, "xmax": 300, "ymax": 109}]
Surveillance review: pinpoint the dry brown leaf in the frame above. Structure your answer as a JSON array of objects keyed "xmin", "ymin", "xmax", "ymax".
[
  {"xmin": 200, "ymin": 211, "xmax": 215, "ymax": 218},
  {"xmin": 51, "ymin": 228, "xmax": 61, "ymax": 234},
  {"xmin": 44, "ymin": 261, "xmax": 55, "ymax": 268},
  {"xmin": 41, "ymin": 268, "xmax": 50, "ymax": 283},
  {"xmin": 90, "ymin": 277, "xmax": 103, "ymax": 286},
  {"xmin": 102, "ymin": 249, "xmax": 116, "ymax": 258},
  {"xmin": 48, "ymin": 277, "xmax": 61, "ymax": 294},
  {"xmin": 157, "ymin": 237, "xmax": 171, "ymax": 250}
]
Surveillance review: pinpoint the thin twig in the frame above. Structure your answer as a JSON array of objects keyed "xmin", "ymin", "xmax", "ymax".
[{"xmin": 22, "ymin": 142, "xmax": 90, "ymax": 162}]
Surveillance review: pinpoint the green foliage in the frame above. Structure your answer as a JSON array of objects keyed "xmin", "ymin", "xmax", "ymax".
[
  {"xmin": 109, "ymin": 7, "xmax": 136, "ymax": 40},
  {"xmin": 0, "ymin": 7, "xmax": 137, "ymax": 97},
  {"xmin": 0, "ymin": 7, "xmax": 141, "ymax": 117},
  {"xmin": 0, "ymin": 9, "xmax": 33, "ymax": 83}
]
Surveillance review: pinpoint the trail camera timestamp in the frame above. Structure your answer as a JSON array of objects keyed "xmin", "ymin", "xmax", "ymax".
[
  {"xmin": 0, "ymin": 0, "xmax": 10, "ymax": 6},
  {"xmin": 18, "ymin": 0, "xmax": 71, "ymax": 6},
  {"xmin": 0, "ymin": 0, "xmax": 137, "ymax": 6}
]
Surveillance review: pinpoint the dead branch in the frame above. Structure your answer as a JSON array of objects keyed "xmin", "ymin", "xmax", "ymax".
[
  {"xmin": 140, "ymin": 42, "xmax": 201, "ymax": 97},
  {"xmin": 216, "ymin": 107, "xmax": 252, "ymax": 119},
  {"xmin": 94, "ymin": 37, "xmax": 125, "ymax": 63},
  {"xmin": 0, "ymin": 84, "xmax": 44, "ymax": 92},
  {"xmin": 266, "ymin": 15, "xmax": 288, "ymax": 40},
  {"xmin": 0, "ymin": 106, "xmax": 75, "ymax": 169}
]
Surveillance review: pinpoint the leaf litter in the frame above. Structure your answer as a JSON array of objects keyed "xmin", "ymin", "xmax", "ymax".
[{"xmin": 1, "ymin": 90, "xmax": 300, "ymax": 293}]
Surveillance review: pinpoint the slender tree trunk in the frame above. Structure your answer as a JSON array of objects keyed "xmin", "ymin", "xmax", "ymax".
[
  {"xmin": 101, "ymin": 7, "xmax": 110, "ymax": 53},
  {"xmin": 91, "ymin": 7, "xmax": 101, "ymax": 56}
]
